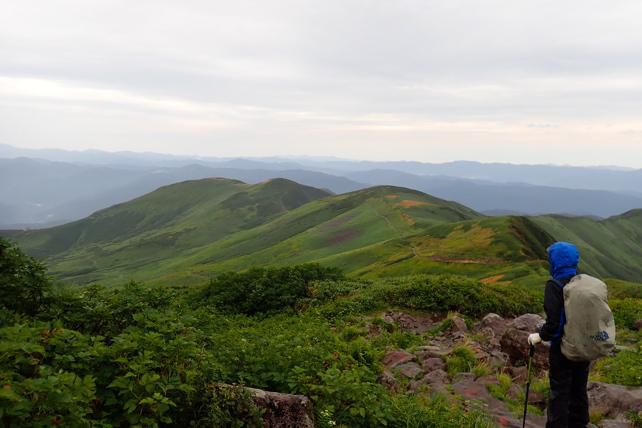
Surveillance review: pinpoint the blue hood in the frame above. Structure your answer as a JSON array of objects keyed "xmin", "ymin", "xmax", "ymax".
[{"xmin": 547, "ymin": 242, "xmax": 580, "ymax": 281}]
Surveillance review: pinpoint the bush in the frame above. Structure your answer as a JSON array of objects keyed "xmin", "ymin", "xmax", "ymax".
[
  {"xmin": 0, "ymin": 238, "xmax": 50, "ymax": 316},
  {"xmin": 202, "ymin": 264, "xmax": 343, "ymax": 315}
]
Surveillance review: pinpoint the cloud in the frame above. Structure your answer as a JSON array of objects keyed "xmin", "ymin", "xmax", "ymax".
[{"xmin": 1, "ymin": 0, "xmax": 642, "ymax": 166}]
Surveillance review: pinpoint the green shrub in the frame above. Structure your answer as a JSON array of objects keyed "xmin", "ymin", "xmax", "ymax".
[
  {"xmin": 0, "ymin": 238, "xmax": 50, "ymax": 316},
  {"xmin": 203, "ymin": 264, "xmax": 343, "ymax": 315}
]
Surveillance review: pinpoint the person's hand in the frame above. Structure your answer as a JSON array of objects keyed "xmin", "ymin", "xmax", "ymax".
[{"xmin": 528, "ymin": 333, "xmax": 542, "ymax": 346}]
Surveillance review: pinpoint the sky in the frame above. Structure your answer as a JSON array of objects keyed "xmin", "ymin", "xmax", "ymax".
[{"xmin": 2, "ymin": 0, "xmax": 642, "ymax": 167}]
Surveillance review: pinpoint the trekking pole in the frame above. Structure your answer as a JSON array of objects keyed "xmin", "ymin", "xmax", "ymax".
[{"xmin": 522, "ymin": 344, "xmax": 535, "ymax": 428}]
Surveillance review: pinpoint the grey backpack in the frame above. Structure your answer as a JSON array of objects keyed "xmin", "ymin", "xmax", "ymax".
[{"xmin": 559, "ymin": 274, "xmax": 616, "ymax": 361}]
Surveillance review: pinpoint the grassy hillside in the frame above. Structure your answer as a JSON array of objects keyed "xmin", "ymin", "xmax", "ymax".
[
  {"xmin": 11, "ymin": 178, "xmax": 330, "ymax": 284},
  {"xmin": 7, "ymin": 179, "xmax": 563, "ymax": 286},
  {"xmin": 533, "ymin": 209, "xmax": 642, "ymax": 281}
]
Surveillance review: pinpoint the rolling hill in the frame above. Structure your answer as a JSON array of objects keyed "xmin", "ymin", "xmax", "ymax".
[
  {"xmin": 7, "ymin": 177, "xmax": 642, "ymax": 286},
  {"xmin": 7, "ymin": 178, "xmax": 559, "ymax": 286},
  {"xmin": 533, "ymin": 210, "xmax": 642, "ymax": 281}
]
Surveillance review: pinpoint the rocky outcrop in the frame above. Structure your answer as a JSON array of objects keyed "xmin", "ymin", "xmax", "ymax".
[
  {"xmin": 588, "ymin": 382, "xmax": 642, "ymax": 419},
  {"xmin": 500, "ymin": 314, "xmax": 548, "ymax": 369},
  {"xmin": 248, "ymin": 388, "xmax": 315, "ymax": 428},
  {"xmin": 382, "ymin": 350, "xmax": 415, "ymax": 369},
  {"xmin": 374, "ymin": 311, "xmax": 641, "ymax": 428},
  {"xmin": 382, "ymin": 311, "xmax": 438, "ymax": 334}
]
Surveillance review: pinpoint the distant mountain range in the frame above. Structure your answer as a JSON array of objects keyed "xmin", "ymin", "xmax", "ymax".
[
  {"xmin": 4, "ymin": 177, "xmax": 642, "ymax": 285},
  {"xmin": 2, "ymin": 148, "xmax": 642, "ymax": 227}
]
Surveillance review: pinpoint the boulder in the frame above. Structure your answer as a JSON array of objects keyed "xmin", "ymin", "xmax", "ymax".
[
  {"xmin": 411, "ymin": 369, "xmax": 450, "ymax": 393},
  {"xmin": 420, "ymin": 357, "xmax": 446, "ymax": 372},
  {"xmin": 479, "ymin": 313, "xmax": 509, "ymax": 338},
  {"xmin": 488, "ymin": 350, "xmax": 509, "ymax": 369},
  {"xmin": 450, "ymin": 316, "xmax": 468, "ymax": 333},
  {"xmin": 377, "ymin": 370, "xmax": 399, "ymax": 392},
  {"xmin": 395, "ymin": 362, "xmax": 423, "ymax": 379},
  {"xmin": 588, "ymin": 382, "xmax": 642, "ymax": 419},
  {"xmin": 500, "ymin": 314, "xmax": 548, "ymax": 369},
  {"xmin": 248, "ymin": 388, "xmax": 315, "ymax": 428},
  {"xmin": 382, "ymin": 312, "xmax": 437, "ymax": 334},
  {"xmin": 415, "ymin": 345, "xmax": 451, "ymax": 359},
  {"xmin": 383, "ymin": 350, "xmax": 415, "ymax": 369}
]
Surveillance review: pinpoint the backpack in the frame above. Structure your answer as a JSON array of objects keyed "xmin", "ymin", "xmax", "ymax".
[{"xmin": 555, "ymin": 274, "xmax": 616, "ymax": 361}]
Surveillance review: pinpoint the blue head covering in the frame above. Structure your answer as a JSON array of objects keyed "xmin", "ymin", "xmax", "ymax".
[{"xmin": 547, "ymin": 242, "xmax": 580, "ymax": 281}]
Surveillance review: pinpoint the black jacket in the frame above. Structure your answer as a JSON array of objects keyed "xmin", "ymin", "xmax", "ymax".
[{"xmin": 539, "ymin": 278, "xmax": 569, "ymax": 342}]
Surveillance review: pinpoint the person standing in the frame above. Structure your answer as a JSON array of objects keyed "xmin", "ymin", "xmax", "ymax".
[{"xmin": 527, "ymin": 242, "xmax": 614, "ymax": 428}]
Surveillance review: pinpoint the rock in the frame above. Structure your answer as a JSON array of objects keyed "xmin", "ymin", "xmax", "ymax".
[
  {"xmin": 588, "ymin": 382, "xmax": 642, "ymax": 419},
  {"xmin": 477, "ymin": 375, "xmax": 500, "ymax": 386},
  {"xmin": 500, "ymin": 314, "xmax": 548, "ymax": 369},
  {"xmin": 453, "ymin": 372, "xmax": 476, "ymax": 383},
  {"xmin": 382, "ymin": 311, "xmax": 437, "ymax": 334},
  {"xmin": 479, "ymin": 313, "xmax": 509, "ymax": 337},
  {"xmin": 423, "ymin": 369, "xmax": 450, "ymax": 387},
  {"xmin": 633, "ymin": 319, "xmax": 642, "ymax": 331},
  {"xmin": 507, "ymin": 366, "xmax": 529, "ymax": 384},
  {"xmin": 248, "ymin": 387, "xmax": 315, "ymax": 428},
  {"xmin": 511, "ymin": 314, "xmax": 545, "ymax": 332},
  {"xmin": 488, "ymin": 350, "xmax": 509, "ymax": 368},
  {"xmin": 450, "ymin": 316, "xmax": 468, "ymax": 333},
  {"xmin": 416, "ymin": 345, "xmax": 451, "ymax": 359},
  {"xmin": 410, "ymin": 369, "xmax": 449, "ymax": 393},
  {"xmin": 452, "ymin": 378, "xmax": 546, "ymax": 427},
  {"xmin": 395, "ymin": 362, "xmax": 423, "ymax": 379},
  {"xmin": 598, "ymin": 419, "xmax": 632, "ymax": 428},
  {"xmin": 420, "ymin": 357, "xmax": 446, "ymax": 372},
  {"xmin": 383, "ymin": 350, "xmax": 415, "ymax": 369},
  {"xmin": 377, "ymin": 370, "xmax": 399, "ymax": 392}
]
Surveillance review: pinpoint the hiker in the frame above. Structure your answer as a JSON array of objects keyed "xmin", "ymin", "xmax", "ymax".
[{"xmin": 527, "ymin": 242, "xmax": 615, "ymax": 428}]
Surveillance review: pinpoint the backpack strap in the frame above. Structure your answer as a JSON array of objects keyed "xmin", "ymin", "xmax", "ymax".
[{"xmin": 550, "ymin": 278, "xmax": 566, "ymax": 341}]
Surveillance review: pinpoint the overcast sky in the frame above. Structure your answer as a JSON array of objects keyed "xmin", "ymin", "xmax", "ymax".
[{"xmin": 2, "ymin": 1, "xmax": 642, "ymax": 166}]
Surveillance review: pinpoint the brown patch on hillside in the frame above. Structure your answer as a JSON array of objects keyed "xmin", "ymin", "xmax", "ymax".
[
  {"xmin": 385, "ymin": 194, "xmax": 400, "ymax": 199},
  {"xmin": 326, "ymin": 228, "xmax": 359, "ymax": 245},
  {"xmin": 319, "ymin": 214, "xmax": 355, "ymax": 232},
  {"xmin": 480, "ymin": 274, "xmax": 505, "ymax": 284},
  {"xmin": 398, "ymin": 199, "xmax": 431, "ymax": 208},
  {"xmin": 400, "ymin": 212, "xmax": 416, "ymax": 226}
]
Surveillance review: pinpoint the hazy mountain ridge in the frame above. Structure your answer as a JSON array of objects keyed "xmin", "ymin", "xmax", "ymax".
[{"xmin": 3, "ymin": 153, "xmax": 642, "ymax": 228}]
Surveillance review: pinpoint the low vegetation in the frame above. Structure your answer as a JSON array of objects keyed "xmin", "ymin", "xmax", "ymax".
[{"xmin": 1, "ymin": 237, "xmax": 640, "ymax": 426}]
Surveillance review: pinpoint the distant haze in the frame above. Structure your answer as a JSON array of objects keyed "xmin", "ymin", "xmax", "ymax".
[{"xmin": 2, "ymin": 1, "xmax": 642, "ymax": 167}]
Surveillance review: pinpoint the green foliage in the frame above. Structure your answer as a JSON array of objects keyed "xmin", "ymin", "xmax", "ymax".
[
  {"xmin": 446, "ymin": 345, "xmax": 477, "ymax": 377},
  {"xmin": 203, "ymin": 264, "xmax": 343, "ymax": 315},
  {"xmin": 0, "ymin": 238, "xmax": 50, "ymax": 316},
  {"xmin": 316, "ymin": 275, "xmax": 539, "ymax": 319},
  {"xmin": 593, "ymin": 348, "xmax": 642, "ymax": 386},
  {"xmin": 198, "ymin": 384, "xmax": 263, "ymax": 428},
  {"xmin": 610, "ymin": 298, "xmax": 642, "ymax": 330}
]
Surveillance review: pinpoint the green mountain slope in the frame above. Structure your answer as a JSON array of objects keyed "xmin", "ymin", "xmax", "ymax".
[
  {"xmin": 12, "ymin": 178, "xmax": 331, "ymax": 284},
  {"xmin": 533, "ymin": 210, "xmax": 642, "ymax": 281},
  {"xmin": 8, "ymin": 179, "xmax": 562, "ymax": 286}
]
